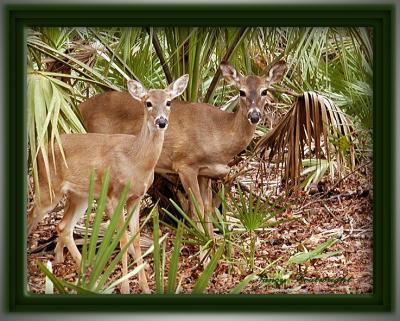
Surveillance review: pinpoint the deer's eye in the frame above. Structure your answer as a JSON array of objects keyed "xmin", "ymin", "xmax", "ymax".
[
  {"xmin": 239, "ymin": 90, "xmax": 246, "ymax": 97},
  {"xmin": 146, "ymin": 101, "xmax": 152, "ymax": 108},
  {"xmin": 261, "ymin": 89, "xmax": 268, "ymax": 96},
  {"xmin": 166, "ymin": 101, "xmax": 171, "ymax": 107}
]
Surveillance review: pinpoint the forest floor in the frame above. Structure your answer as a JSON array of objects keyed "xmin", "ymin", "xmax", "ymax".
[{"xmin": 27, "ymin": 158, "xmax": 373, "ymax": 295}]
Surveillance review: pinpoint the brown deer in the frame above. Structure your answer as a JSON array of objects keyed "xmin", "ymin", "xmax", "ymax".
[
  {"xmin": 79, "ymin": 61, "xmax": 287, "ymax": 243},
  {"xmin": 28, "ymin": 74, "xmax": 189, "ymax": 293}
]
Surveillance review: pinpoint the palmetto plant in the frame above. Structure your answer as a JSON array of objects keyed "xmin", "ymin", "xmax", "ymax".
[
  {"xmin": 300, "ymin": 158, "xmax": 331, "ymax": 191},
  {"xmin": 220, "ymin": 183, "xmax": 288, "ymax": 271}
]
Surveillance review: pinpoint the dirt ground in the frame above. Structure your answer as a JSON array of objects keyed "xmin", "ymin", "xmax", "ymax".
[{"xmin": 27, "ymin": 160, "xmax": 373, "ymax": 295}]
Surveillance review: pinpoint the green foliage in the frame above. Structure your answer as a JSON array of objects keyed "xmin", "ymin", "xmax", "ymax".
[
  {"xmin": 163, "ymin": 201, "xmax": 205, "ymax": 245},
  {"xmin": 27, "ymin": 26, "xmax": 372, "ymax": 195},
  {"xmin": 167, "ymin": 221, "xmax": 184, "ymax": 294},
  {"xmin": 192, "ymin": 243, "xmax": 225, "ymax": 294},
  {"xmin": 152, "ymin": 205, "xmax": 163, "ymax": 294}
]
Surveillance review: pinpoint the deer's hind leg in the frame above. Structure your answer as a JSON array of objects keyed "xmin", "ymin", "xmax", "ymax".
[
  {"xmin": 178, "ymin": 167, "xmax": 205, "ymax": 230},
  {"xmin": 199, "ymin": 176, "xmax": 214, "ymax": 240},
  {"xmin": 28, "ymin": 190, "xmax": 63, "ymax": 235},
  {"xmin": 178, "ymin": 168, "xmax": 213, "ymax": 265},
  {"xmin": 54, "ymin": 193, "xmax": 88, "ymax": 264}
]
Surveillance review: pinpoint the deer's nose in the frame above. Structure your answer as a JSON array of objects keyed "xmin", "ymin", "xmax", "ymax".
[
  {"xmin": 155, "ymin": 117, "xmax": 168, "ymax": 129},
  {"xmin": 248, "ymin": 109, "xmax": 261, "ymax": 124}
]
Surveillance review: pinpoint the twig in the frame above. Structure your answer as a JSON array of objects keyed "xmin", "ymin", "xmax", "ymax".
[{"xmin": 323, "ymin": 204, "xmax": 336, "ymax": 219}]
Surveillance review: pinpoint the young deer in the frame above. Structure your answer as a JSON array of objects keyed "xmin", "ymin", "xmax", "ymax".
[
  {"xmin": 28, "ymin": 75, "xmax": 189, "ymax": 294},
  {"xmin": 79, "ymin": 61, "xmax": 286, "ymax": 242}
]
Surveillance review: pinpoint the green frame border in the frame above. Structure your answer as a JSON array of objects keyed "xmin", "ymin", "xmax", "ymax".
[{"xmin": 4, "ymin": 4, "xmax": 395, "ymax": 313}]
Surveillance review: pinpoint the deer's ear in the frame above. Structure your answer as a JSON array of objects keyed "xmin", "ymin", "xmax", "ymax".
[
  {"xmin": 220, "ymin": 62, "xmax": 242, "ymax": 87},
  {"xmin": 167, "ymin": 74, "xmax": 189, "ymax": 99},
  {"xmin": 266, "ymin": 61, "xmax": 287, "ymax": 84},
  {"xmin": 127, "ymin": 79, "xmax": 147, "ymax": 101}
]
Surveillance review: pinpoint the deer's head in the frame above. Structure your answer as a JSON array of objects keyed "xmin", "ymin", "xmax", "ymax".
[
  {"xmin": 221, "ymin": 61, "xmax": 286, "ymax": 125},
  {"xmin": 127, "ymin": 74, "xmax": 189, "ymax": 130}
]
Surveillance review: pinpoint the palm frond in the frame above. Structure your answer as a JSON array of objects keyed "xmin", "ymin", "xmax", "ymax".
[
  {"xmin": 255, "ymin": 91, "xmax": 355, "ymax": 190},
  {"xmin": 27, "ymin": 72, "xmax": 86, "ymax": 201}
]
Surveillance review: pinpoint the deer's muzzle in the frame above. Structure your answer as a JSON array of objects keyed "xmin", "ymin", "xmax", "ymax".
[
  {"xmin": 247, "ymin": 108, "xmax": 261, "ymax": 124},
  {"xmin": 155, "ymin": 116, "xmax": 168, "ymax": 129}
]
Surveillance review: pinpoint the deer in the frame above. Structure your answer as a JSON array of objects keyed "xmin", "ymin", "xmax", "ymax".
[
  {"xmin": 79, "ymin": 61, "xmax": 287, "ymax": 249},
  {"xmin": 28, "ymin": 74, "xmax": 189, "ymax": 294}
]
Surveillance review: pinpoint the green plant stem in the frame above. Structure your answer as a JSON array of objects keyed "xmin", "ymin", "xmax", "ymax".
[{"xmin": 249, "ymin": 231, "xmax": 256, "ymax": 272}]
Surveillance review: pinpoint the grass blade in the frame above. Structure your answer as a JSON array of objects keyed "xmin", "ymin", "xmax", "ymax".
[
  {"xmin": 37, "ymin": 261, "xmax": 66, "ymax": 294},
  {"xmin": 167, "ymin": 221, "xmax": 183, "ymax": 294},
  {"xmin": 230, "ymin": 273, "xmax": 258, "ymax": 294},
  {"xmin": 152, "ymin": 206, "xmax": 163, "ymax": 294},
  {"xmin": 90, "ymin": 195, "xmax": 134, "ymax": 290},
  {"xmin": 192, "ymin": 243, "xmax": 225, "ymax": 294},
  {"xmin": 80, "ymin": 169, "xmax": 96, "ymax": 281},
  {"xmin": 87, "ymin": 169, "xmax": 110, "ymax": 264},
  {"xmin": 104, "ymin": 263, "xmax": 146, "ymax": 293}
]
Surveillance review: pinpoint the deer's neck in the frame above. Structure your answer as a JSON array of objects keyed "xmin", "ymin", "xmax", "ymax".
[{"xmin": 133, "ymin": 111, "xmax": 164, "ymax": 169}]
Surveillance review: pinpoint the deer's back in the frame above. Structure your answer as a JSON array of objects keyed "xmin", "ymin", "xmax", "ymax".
[
  {"xmin": 79, "ymin": 91, "xmax": 240, "ymax": 172},
  {"xmin": 80, "ymin": 91, "xmax": 144, "ymax": 135},
  {"xmin": 48, "ymin": 133, "xmax": 147, "ymax": 196}
]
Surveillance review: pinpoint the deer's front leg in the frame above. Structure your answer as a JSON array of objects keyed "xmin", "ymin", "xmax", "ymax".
[
  {"xmin": 119, "ymin": 214, "xmax": 130, "ymax": 294},
  {"xmin": 127, "ymin": 198, "xmax": 151, "ymax": 294}
]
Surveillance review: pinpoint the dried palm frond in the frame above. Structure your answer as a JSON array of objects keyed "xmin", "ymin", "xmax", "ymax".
[
  {"xmin": 27, "ymin": 33, "xmax": 120, "ymax": 91},
  {"xmin": 43, "ymin": 41, "xmax": 97, "ymax": 85},
  {"xmin": 255, "ymin": 91, "xmax": 355, "ymax": 190}
]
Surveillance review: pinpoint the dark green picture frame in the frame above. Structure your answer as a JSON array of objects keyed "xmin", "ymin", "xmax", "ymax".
[{"xmin": 5, "ymin": 4, "xmax": 395, "ymax": 313}]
